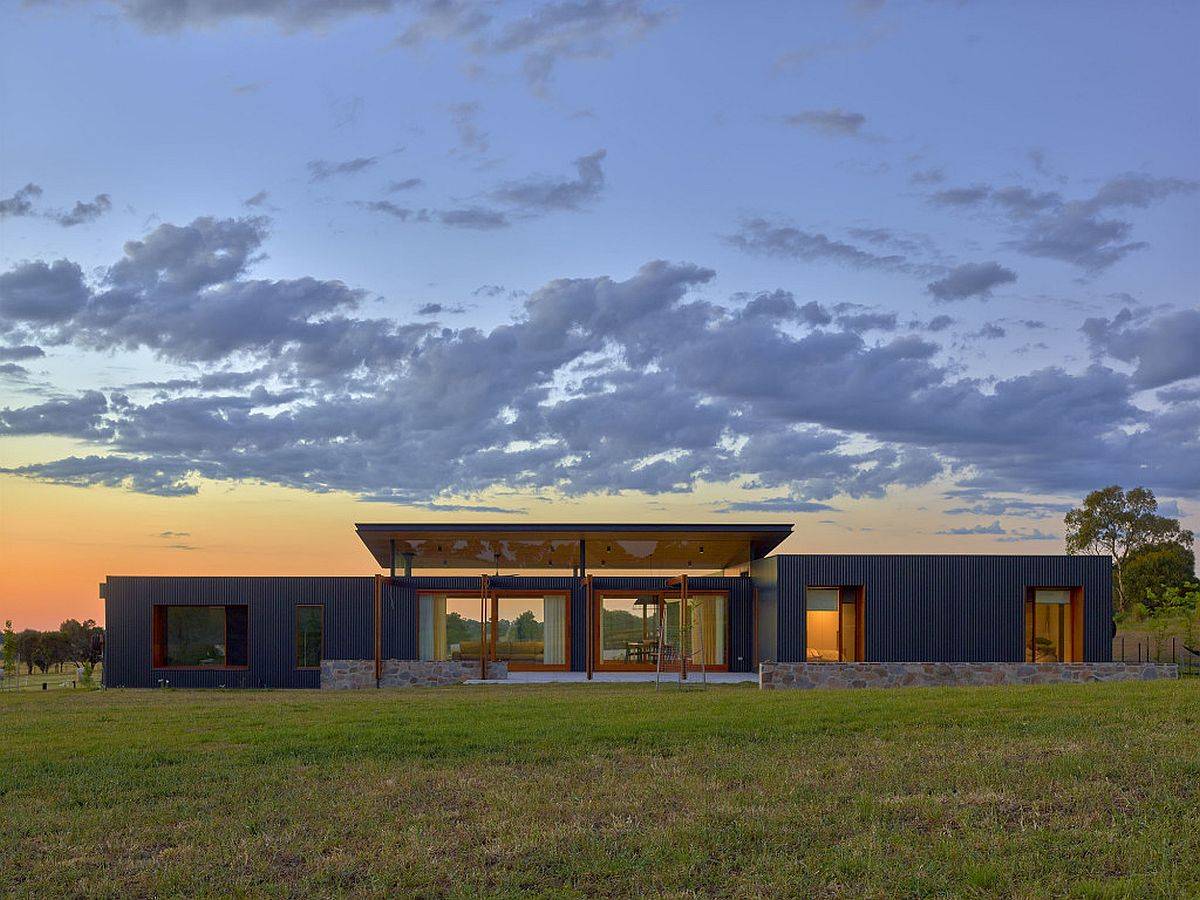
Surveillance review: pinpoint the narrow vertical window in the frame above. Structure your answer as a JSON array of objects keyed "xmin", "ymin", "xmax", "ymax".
[
  {"xmin": 1026, "ymin": 589, "xmax": 1075, "ymax": 662},
  {"xmin": 296, "ymin": 605, "xmax": 323, "ymax": 668}
]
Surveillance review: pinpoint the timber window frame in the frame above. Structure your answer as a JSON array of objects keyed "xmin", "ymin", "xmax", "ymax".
[
  {"xmin": 152, "ymin": 604, "xmax": 249, "ymax": 669},
  {"xmin": 295, "ymin": 604, "xmax": 324, "ymax": 670}
]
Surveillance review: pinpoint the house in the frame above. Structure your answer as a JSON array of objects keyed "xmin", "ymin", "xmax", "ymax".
[{"xmin": 100, "ymin": 523, "xmax": 1173, "ymax": 690}]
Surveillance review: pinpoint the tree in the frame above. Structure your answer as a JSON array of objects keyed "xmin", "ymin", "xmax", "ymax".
[
  {"xmin": 60, "ymin": 618, "xmax": 104, "ymax": 666},
  {"xmin": 1124, "ymin": 544, "xmax": 1198, "ymax": 614},
  {"xmin": 1064, "ymin": 486, "xmax": 1194, "ymax": 615},
  {"xmin": 2, "ymin": 620, "xmax": 16, "ymax": 682},
  {"xmin": 16, "ymin": 629, "xmax": 40, "ymax": 675}
]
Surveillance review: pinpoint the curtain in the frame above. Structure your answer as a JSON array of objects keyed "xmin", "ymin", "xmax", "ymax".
[
  {"xmin": 543, "ymin": 595, "xmax": 566, "ymax": 665},
  {"xmin": 690, "ymin": 595, "xmax": 725, "ymax": 665},
  {"xmin": 419, "ymin": 594, "xmax": 448, "ymax": 661}
]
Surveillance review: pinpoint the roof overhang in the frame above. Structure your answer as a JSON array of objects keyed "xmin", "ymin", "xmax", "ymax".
[{"xmin": 354, "ymin": 523, "xmax": 793, "ymax": 573}]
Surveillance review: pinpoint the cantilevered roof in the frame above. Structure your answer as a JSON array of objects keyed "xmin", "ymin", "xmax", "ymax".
[{"xmin": 354, "ymin": 523, "xmax": 793, "ymax": 572}]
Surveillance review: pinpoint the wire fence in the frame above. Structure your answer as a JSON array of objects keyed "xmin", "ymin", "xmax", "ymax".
[{"xmin": 1113, "ymin": 635, "xmax": 1199, "ymax": 676}]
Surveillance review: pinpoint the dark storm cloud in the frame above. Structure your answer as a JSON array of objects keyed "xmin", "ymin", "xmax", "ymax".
[
  {"xmin": 1081, "ymin": 307, "xmax": 1200, "ymax": 389},
  {"xmin": 3, "ymin": 215, "xmax": 1198, "ymax": 504},
  {"xmin": 782, "ymin": 108, "xmax": 867, "ymax": 137},
  {"xmin": 926, "ymin": 261, "xmax": 1017, "ymax": 302},
  {"xmin": 51, "ymin": 193, "xmax": 112, "ymax": 227},
  {"xmin": 491, "ymin": 149, "xmax": 606, "ymax": 212},
  {"xmin": 0, "ymin": 183, "xmax": 43, "ymax": 217},
  {"xmin": 307, "ymin": 156, "xmax": 378, "ymax": 181}
]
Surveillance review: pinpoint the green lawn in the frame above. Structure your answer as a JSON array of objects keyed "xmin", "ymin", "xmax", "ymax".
[{"xmin": 2, "ymin": 682, "xmax": 1198, "ymax": 898}]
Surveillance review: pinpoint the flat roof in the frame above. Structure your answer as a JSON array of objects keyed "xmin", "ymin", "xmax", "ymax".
[{"xmin": 354, "ymin": 522, "xmax": 793, "ymax": 572}]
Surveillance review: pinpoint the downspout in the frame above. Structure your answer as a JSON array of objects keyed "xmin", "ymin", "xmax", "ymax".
[{"xmin": 373, "ymin": 573, "xmax": 382, "ymax": 688}]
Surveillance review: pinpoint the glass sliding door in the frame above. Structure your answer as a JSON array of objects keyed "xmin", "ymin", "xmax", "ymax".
[
  {"xmin": 419, "ymin": 594, "xmax": 485, "ymax": 662},
  {"xmin": 594, "ymin": 592, "xmax": 729, "ymax": 670},
  {"xmin": 493, "ymin": 595, "xmax": 569, "ymax": 669},
  {"xmin": 418, "ymin": 592, "xmax": 569, "ymax": 670}
]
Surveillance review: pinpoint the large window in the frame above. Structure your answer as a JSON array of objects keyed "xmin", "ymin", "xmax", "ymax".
[
  {"xmin": 296, "ymin": 605, "xmax": 323, "ymax": 669},
  {"xmin": 420, "ymin": 595, "xmax": 484, "ymax": 662},
  {"xmin": 418, "ymin": 593, "xmax": 569, "ymax": 668},
  {"xmin": 153, "ymin": 605, "xmax": 248, "ymax": 668},
  {"xmin": 595, "ymin": 593, "xmax": 728, "ymax": 669},
  {"xmin": 1026, "ymin": 588, "xmax": 1080, "ymax": 662},
  {"xmin": 805, "ymin": 587, "xmax": 863, "ymax": 661},
  {"xmin": 494, "ymin": 596, "xmax": 568, "ymax": 666}
]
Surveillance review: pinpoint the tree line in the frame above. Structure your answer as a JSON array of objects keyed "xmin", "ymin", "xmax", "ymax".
[{"xmin": 1, "ymin": 619, "xmax": 104, "ymax": 680}]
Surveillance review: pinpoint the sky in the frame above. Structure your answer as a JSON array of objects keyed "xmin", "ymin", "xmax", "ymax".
[{"xmin": 1, "ymin": 0, "xmax": 1198, "ymax": 629}]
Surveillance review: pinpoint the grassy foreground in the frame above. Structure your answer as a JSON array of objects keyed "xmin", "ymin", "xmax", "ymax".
[{"xmin": 2, "ymin": 682, "xmax": 1198, "ymax": 898}]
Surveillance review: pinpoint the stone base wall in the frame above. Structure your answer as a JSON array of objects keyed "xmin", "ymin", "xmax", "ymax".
[
  {"xmin": 320, "ymin": 659, "xmax": 509, "ymax": 689},
  {"xmin": 759, "ymin": 661, "xmax": 1179, "ymax": 691},
  {"xmin": 380, "ymin": 659, "xmax": 508, "ymax": 687}
]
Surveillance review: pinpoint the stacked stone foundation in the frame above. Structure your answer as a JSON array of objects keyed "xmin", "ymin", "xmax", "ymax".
[
  {"xmin": 759, "ymin": 661, "xmax": 1178, "ymax": 690},
  {"xmin": 321, "ymin": 659, "xmax": 509, "ymax": 689}
]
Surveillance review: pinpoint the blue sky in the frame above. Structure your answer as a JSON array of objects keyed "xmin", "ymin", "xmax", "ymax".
[{"xmin": 1, "ymin": 0, "xmax": 1198, "ymax": 563}]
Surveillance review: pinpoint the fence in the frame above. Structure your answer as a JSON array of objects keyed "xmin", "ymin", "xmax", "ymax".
[{"xmin": 1113, "ymin": 635, "xmax": 1199, "ymax": 677}]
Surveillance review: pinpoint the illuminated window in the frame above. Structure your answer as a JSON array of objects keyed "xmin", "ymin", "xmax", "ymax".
[
  {"xmin": 1026, "ymin": 588, "xmax": 1077, "ymax": 662},
  {"xmin": 153, "ymin": 605, "xmax": 248, "ymax": 668},
  {"xmin": 296, "ymin": 605, "xmax": 323, "ymax": 668},
  {"xmin": 806, "ymin": 587, "xmax": 863, "ymax": 661}
]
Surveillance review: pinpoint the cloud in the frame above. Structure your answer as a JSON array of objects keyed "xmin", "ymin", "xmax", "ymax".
[
  {"xmin": 909, "ymin": 167, "xmax": 944, "ymax": 185},
  {"xmin": 976, "ymin": 323, "xmax": 1005, "ymax": 340},
  {"xmin": 386, "ymin": 178, "xmax": 423, "ymax": 192},
  {"xmin": 714, "ymin": 497, "xmax": 835, "ymax": 513},
  {"xmin": 0, "ymin": 344, "xmax": 46, "ymax": 361},
  {"xmin": 937, "ymin": 520, "xmax": 1005, "ymax": 535},
  {"xmin": 53, "ymin": 0, "xmax": 398, "ymax": 33},
  {"xmin": 0, "ymin": 391, "xmax": 110, "ymax": 438},
  {"xmin": 307, "ymin": 156, "xmax": 378, "ymax": 181},
  {"xmin": 1, "ymin": 454, "xmax": 198, "ymax": 496},
  {"xmin": 3, "ymin": 217, "xmax": 1198, "ymax": 508},
  {"xmin": 243, "ymin": 190, "xmax": 270, "ymax": 207},
  {"xmin": 417, "ymin": 302, "xmax": 466, "ymax": 315},
  {"xmin": 449, "ymin": 102, "xmax": 489, "ymax": 155},
  {"xmin": 782, "ymin": 108, "xmax": 867, "ymax": 138},
  {"xmin": 491, "ymin": 149, "xmax": 606, "ymax": 212},
  {"xmin": 158, "ymin": 530, "xmax": 190, "ymax": 537},
  {"xmin": 51, "ymin": 193, "xmax": 112, "ymax": 227},
  {"xmin": 0, "ymin": 259, "xmax": 90, "ymax": 322},
  {"xmin": 725, "ymin": 219, "xmax": 915, "ymax": 273},
  {"xmin": 931, "ymin": 172, "xmax": 1197, "ymax": 273},
  {"xmin": 926, "ymin": 261, "xmax": 1017, "ymax": 302},
  {"xmin": 438, "ymin": 207, "xmax": 509, "ymax": 229},
  {"xmin": 1082, "ymin": 307, "xmax": 1200, "ymax": 388},
  {"xmin": 0, "ymin": 183, "xmax": 43, "ymax": 217}
]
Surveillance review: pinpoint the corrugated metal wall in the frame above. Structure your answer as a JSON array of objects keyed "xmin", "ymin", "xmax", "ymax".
[
  {"xmin": 103, "ymin": 576, "xmax": 377, "ymax": 688},
  {"xmin": 771, "ymin": 555, "xmax": 1113, "ymax": 663},
  {"xmin": 104, "ymin": 573, "xmax": 755, "ymax": 686}
]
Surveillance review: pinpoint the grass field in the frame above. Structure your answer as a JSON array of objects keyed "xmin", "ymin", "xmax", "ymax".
[{"xmin": 2, "ymin": 682, "xmax": 1198, "ymax": 898}]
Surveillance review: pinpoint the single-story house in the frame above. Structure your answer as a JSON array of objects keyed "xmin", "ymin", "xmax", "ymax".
[{"xmin": 100, "ymin": 523, "xmax": 1170, "ymax": 690}]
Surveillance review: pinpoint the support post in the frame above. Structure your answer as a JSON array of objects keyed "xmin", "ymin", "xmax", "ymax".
[
  {"xmin": 389, "ymin": 539, "xmax": 396, "ymax": 579},
  {"xmin": 403, "ymin": 553, "xmax": 413, "ymax": 577},
  {"xmin": 480, "ymin": 574, "xmax": 489, "ymax": 681},
  {"xmin": 679, "ymin": 573, "xmax": 688, "ymax": 681},
  {"xmin": 578, "ymin": 539, "xmax": 587, "ymax": 578},
  {"xmin": 373, "ymin": 574, "xmax": 382, "ymax": 687},
  {"xmin": 585, "ymin": 574, "xmax": 594, "ymax": 680}
]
